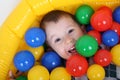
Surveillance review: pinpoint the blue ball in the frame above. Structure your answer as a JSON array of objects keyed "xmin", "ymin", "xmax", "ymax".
[
  {"xmin": 25, "ymin": 27, "xmax": 46, "ymax": 48},
  {"xmin": 102, "ymin": 30, "xmax": 119, "ymax": 47},
  {"xmin": 14, "ymin": 50, "xmax": 35, "ymax": 72},
  {"xmin": 113, "ymin": 6, "xmax": 120, "ymax": 24},
  {"xmin": 86, "ymin": 24, "xmax": 93, "ymax": 32},
  {"xmin": 41, "ymin": 51, "xmax": 62, "ymax": 72}
]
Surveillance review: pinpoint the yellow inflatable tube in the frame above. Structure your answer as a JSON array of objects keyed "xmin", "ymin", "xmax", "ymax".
[{"xmin": 0, "ymin": 0, "xmax": 120, "ymax": 79}]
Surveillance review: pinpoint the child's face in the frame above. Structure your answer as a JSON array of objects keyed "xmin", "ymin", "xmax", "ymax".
[{"xmin": 45, "ymin": 16, "xmax": 83, "ymax": 59}]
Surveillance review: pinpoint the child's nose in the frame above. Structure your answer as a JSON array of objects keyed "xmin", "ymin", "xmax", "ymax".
[{"xmin": 65, "ymin": 36, "xmax": 74, "ymax": 44}]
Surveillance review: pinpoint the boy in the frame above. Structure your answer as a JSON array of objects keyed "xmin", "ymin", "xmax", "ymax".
[{"xmin": 40, "ymin": 10, "xmax": 85, "ymax": 60}]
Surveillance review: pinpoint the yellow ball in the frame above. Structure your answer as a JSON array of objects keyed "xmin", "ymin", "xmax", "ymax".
[
  {"xmin": 28, "ymin": 65, "xmax": 49, "ymax": 80},
  {"xmin": 87, "ymin": 64, "xmax": 105, "ymax": 80},
  {"xmin": 17, "ymin": 39, "xmax": 29, "ymax": 51},
  {"xmin": 28, "ymin": 46, "xmax": 44, "ymax": 61},
  {"xmin": 50, "ymin": 67, "xmax": 71, "ymax": 80},
  {"xmin": 111, "ymin": 44, "xmax": 120, "ymax": 66}
]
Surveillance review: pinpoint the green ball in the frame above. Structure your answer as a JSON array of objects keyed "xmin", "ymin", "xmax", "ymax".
[
  {"xmin": 75, "ymin": 4, "xmax": 94, "ymax": 24},
  {"xmin": 16, "ymin": 76, "xmax": 27, "ymax": 80},
  {"xmin": 75, "ymin": 35, "xmax": 98, "ymax": 57}
]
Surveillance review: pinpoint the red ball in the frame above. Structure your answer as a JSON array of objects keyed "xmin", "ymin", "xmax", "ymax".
[
  {"xmin": 110, "ymin": 21, "xmax": 120, "ymax": 36},
  {"xmin": 66, "ymin": 54, "xmax": 88, "ymax": 77},
  {"xmin": 91, "ymin": 10, "xmax": 113, "ymax": 32},
  {"xmin": 88, "ymin": 30, "xmax": 102, "ymax": 45},
  {"xmin": 93, "ymin": 49, "xmax": 112, "ymax": 66},
  {"xmin": 97, "ymin": 6, "xmax": 112, "ymax": 16}
]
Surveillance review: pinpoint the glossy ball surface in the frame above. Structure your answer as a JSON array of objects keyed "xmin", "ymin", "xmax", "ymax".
[
  {"xmin": 75, "ymin": 4, "xmax": 94, "ymax": 24},
  {"xmin": 41, "ymin": 51, "xmax": 62, "ymax": 72},
  {"xmin": 25, "ymin": 27, "xmax": 46, "ymax": 48},
  {"xmin": 113, "ymin": 6, "xmax": 120, "ymax": 24},
  {"xmin": 91, "ymin": 10, "xmax": 113, "ymax": 31},
  {"xmin": 102, "ymin": 30, "xmax": 119, "ymax": 47},
  {"xmin": 75, "ymin": 35, "xmax": 98, "ymax": 57},
  {"xmin": 93, "ymin": 49, "xmax": 112, "ymax": 66},
  {"xmin": 14, "ymin": 50, "xmax": 35, "ymax": 72},
  {"xmin": 66, "ymin": 54, "xmax": 88, "ymax": 77},
  {"xmin": 87, "ymin": 64, "xmax": 105, "ymax": 80}
]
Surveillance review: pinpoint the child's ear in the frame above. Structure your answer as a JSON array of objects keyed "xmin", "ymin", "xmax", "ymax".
[
  {"xmin": 44, "ymin": 41, "xmax": 53, "ymax": 52},
  {"xmin": 81, "ymin": 25, "xmax": 87, "ymax": 34}
]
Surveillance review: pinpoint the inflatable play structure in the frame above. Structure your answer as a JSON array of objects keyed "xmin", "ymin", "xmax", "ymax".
[{"xmin": 0, "ymin": 0, "xmax": 120, "ymax": 80}]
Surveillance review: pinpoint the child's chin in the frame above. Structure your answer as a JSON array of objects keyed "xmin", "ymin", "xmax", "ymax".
[{"xmin": 66, "ymin": 52, "xmax": 78, "ymax": 59}]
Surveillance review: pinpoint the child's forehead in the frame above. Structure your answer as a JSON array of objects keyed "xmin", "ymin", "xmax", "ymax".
[
  {"xmin": 45, "ymin": 16, "xmax": 75, "ymax": 29},
  {"xmin": 45, "ymin": 18, "xmax": 71, "ymax": 32},
  {"xmin": 46, "ymin": 16, "xmax": 74, "ymax": 25}
]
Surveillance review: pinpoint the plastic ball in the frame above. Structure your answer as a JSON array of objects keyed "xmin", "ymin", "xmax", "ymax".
[
  {"xmin": 91, "ymin": 10, "xmax": 113, "ymax": 31},
  {"xmin": 113, "ymin": 6, "xmax": 120, "ymax": 24},
  {"xmin": 66, "ymin": 54, "xmax": 88, "ymax": 77},
  {"xmin": 75, "ymin": 4, "xmax": 94, "ymax": 24},
  {"xmin": 16, "ymin": 76, "xmax": 27, "ymax": 80},
  {"xmin": 28, "ymin": 46, "xmax": 44, "ymax": 60},
  {"xmin": 93, "ymin": 49, "xmax": 112, "ymax": 66},
  {"xmin": 28, "ymin": 65, "xmax": 49, "ymax": 80},
  {"xmin": 87, "ymin": 64, "xmax": 105, "ymax": 80},
  {"xmin": 110, "ymin": 21, "xmax": 120, "ymax": 36},
  {"xmin": 102, "ymin": 30, "xmax": 119, "ymax": 47},
  {"xmin": 88, "ymin": 30, "xmax": 102, "ymax": 45},
  {"xmin": 97, "ymin": 6, "xmax": 112, "ymax": 16},
  {"xmin": 14, "ymin": 50, "xmax": 35, "ymax": 72},
  {"xmin": 86, "ymin": 24, "xmax": 93, "ymax": 32},
  {"xmin": 111, "ymin": 44, "xmax": 120, "ymax": 66},
  {"xmin": 50, "ymin": 67, "xmax": 71, "ymax": 80},
  {"xmin": 41, "ymin": 51, "xmax": 62, "ymax": 72},
  {"xmin": 75, "ymin": 35, "xmax": 98, "ymax": 57},
  {"xmin": 24, "ymin": 27, "xmax": 46, "ymax": 48}
]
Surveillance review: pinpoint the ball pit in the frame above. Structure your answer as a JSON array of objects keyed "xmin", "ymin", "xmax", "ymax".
[{"xmin": 0, "ymin": 0, "xmax": 120, "ymax": 80}]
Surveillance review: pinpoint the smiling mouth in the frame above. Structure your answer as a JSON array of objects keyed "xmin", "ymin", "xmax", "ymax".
[{"xmin": 68, "ymin": 46, "xmax": 77, "ymax": 55}]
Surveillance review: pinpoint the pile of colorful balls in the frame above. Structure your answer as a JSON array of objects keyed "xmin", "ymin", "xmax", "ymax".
[{"xmin": 12, "ymin": 4, "xmax": 120, "ymax": 80}]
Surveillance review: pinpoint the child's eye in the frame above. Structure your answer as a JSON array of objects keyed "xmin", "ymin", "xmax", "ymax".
[
  {"xmin": 68, "ymin": 29, "xmax": 74, "ymax": 34},
  {"xmin": 55, "ymin": 38, "xmax": 61, "ymax": 43}
]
